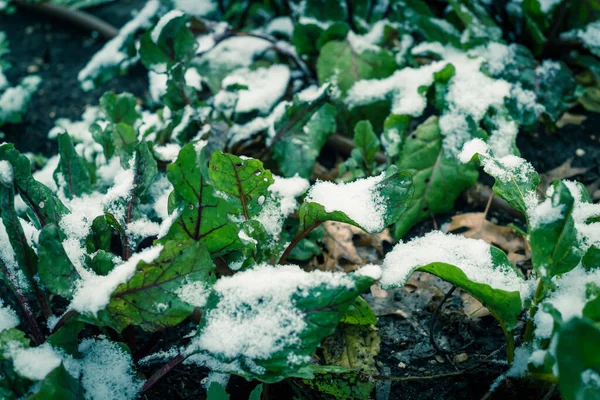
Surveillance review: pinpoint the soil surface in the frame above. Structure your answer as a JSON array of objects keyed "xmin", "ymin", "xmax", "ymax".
[{"xmin": 2, "ymin": 2, "xmax": 600, "ymax": 400}]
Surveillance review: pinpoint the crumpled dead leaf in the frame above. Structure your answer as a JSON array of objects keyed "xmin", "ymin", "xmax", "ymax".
[
  {"xmin": 555, "ymin": 112, "xmax": 587, "ymax": 128},
  {"xmin": 538, "ymin": 158, "xmax": 588, "ymax": 195},
  {"xmin": 321, "ymin": 222, "xmax": 393, "ymax": 272},
  {"xmin": 321, "ymin": 324, "xmax": 381, "ymax": 374},
  {"xmin": 447, "ymin": 212, "xmax": 530, "ymax": 268}
]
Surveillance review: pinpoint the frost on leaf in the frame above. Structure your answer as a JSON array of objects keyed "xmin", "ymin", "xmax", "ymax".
[{"xmin": 185, "ymin": 264, "xmax": 378, "ymax": 382}]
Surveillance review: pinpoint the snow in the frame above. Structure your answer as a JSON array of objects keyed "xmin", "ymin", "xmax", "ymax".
[
  {"xmin": 539, "ymin": 0, "xmax": 561, "ymax": 13},
  {"xmin": 176, "ymin": 281, "xmax": 210, "ymax": 308},
  {"xmin": 534, "ymin": 267, "xmax": 600, "ymax": 338},
  {"xmin": 347, "ymin": 20, "xmax": 388, "ymax": 53},
  {"xmin": 48, "ymin": 107, "xmax": 104, "ymax": 163},
  {"xmin": 0, "ymin": 300, "xmax": 18, "ymax": 332},
  {"xmin": 380, "ymin": 231, "xmax": 531, "ymax": 301},
  {"xmin": 528, "ymin": 194, "xmax": 565, "ymax": 230},
  {"xmin": 297, "ymin": 84, "xmax": 327, "ymax": 102},
  {"xmin": 0, "ymin": 221, "xmax": 29, "ymax": 290},
  {"xmin": 171, "ymin": 105, "xmax": 195, "ymax": 141},
  {"xmin": 151, "ymin": 10, "xmax": 184, "ymax": 43},
  {"xmin": 0, "ymin": 76, "xmax": 41, "ymax": 121},
  {"xmin": 8, "ymin": 343, "xmax": 62, "ymax": 381},
  {"xmin": 564, "ymin": 180, "xmax": 600, "ymax": 248},
  {"xmin": 199, "ymin": 36, "xmax": 272, "ymax": 71},
  {"xmin": 78, "ymin": 0, "xmax": 161, "ymax": 90},
  {"xmin": 253, "ymin": 174, "xmax": 309, "ymax": 240},
  {"xmin": 266, "ymin": 17, "xmax": 294, "ymax": 38},
  {"xmin": 459, "ymin": 138, "xmax": 490, "ymax": 163},
  {"xmin": 305, "ymin": 172, "xmax": 388, "ymax": 233},
  {"xmin": 69, "ymin": 245, "xmax": 163, "ymax": 316},
  {"xmin": 148, "ymin": 70, "xmax": 168, "ymax": 102},
  {"xmin": 355, "ymin": 264, "xmax": 383, "ymax": 280},
  {"xmin": 79, "ymin": 338, "xmax": 143, "ymax": 400},
  {"xmin": 154, "ymin": 143, "xmax": 181, "ymax": 162},
  {"xmin": 188, "ymin": 264, "xmax": 355, "ymax": 362},
  {"xmin": 345, "ymin": 61, "xmax": 447, "ymax": 116},
  {"xmin": 577, "ymin": 21, "xmax": 600, "ymax": 54},
  {"xmin": 173, "ymin": 0, "xmax": 217, "ymax": 16},
  {"xmin": 222, "ymin": 65, "xmax": 290, "ymax": 114},
  {"xmin": 0, "ymin": 159, "xmax": 12, "ymax": 184}
]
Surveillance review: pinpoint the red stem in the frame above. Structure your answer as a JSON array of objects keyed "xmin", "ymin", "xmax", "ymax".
[
  {"xmin": 278, "ymin": 222, "xmax": 322, "ymax": 265},
  {"xmin": 140, "ymin": 353, "xmax": 186, "ymax": 394},
  {"xmin": 15, "ymin": 290, "xmax": 45, "ymax": 345}
]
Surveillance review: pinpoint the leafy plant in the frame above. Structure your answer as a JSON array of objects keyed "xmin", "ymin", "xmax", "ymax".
[{"xmin": 2, "ymin": 0, "xmax": 600, "ymax": 398}]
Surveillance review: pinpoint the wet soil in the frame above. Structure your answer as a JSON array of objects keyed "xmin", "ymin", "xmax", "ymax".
[{"xmin": 2, "ymin": 2, "xmax": 600, "ymax": 399}]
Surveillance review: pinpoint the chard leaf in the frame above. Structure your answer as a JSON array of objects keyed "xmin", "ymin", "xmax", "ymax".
[
  {"xmin": 270, "ymin": 89, "xmax": 336, "ymax": 179},
  {"xmin": 97, "ymin": 92, "xmax": 141, "ymax": 164},
  {"xmin": 54, "ymin": 133, "xmax": 92, "ymax": 199},
  {"xmin": 340, "ymin": 297, "xmax": 377, "ymax": 326},
  {"xmin": 132, "ymin": 141, "xmax": 158, "ymax": 198},
  {"xmin": 0, "ymin": 176, "xmax": 39, "ymax": 288},
  {"xmin": 394, "ymin": 117, "xmax": 478, "ymax": 238},
  {"xmin": 380, "ymin": 232, "xmax": 527, "ymax": 334},
  {"xmin": 529, "ymin": 181, "xmax": 584, "ymax": 278},
  {"xmin": 190, "ymin": 265, "xmax": 379, "ymax": 382},
  {"xmin": 389, "ymin": 0, "xmax": 461, "ymax": 47},
  {"xmin": 322, "ymin": 323, "xmax": 380, "ymax": 374},
  {"xmin": 340, "ymin": 120, "xmax": 381, "ymax": 178},
  {"xmin": 461, "ymin": 139, "xmax": 539, "ymax": 215},
  {"xmin": 208, "ymin": 152, "xmax": 274, "ymax": 220},
  {"xmin": 139, "ymin": 13, "xmax": 198, "ymax": 72},
  {"xmin": 298, "ymin": 168, "xmax": 412, "ymax": 234},
  {"xmin": 317, "ymin": 39, "xmax": 396, "ymax": 95},
  {"xmin": 556, "ymin": 317, "xmax": 600, "ymax": 400},
  {"xmin": 207, "ymin": 382, "xmax": 230, "ymax": 400},
  {"xmin": 294, "ymin": 366, "xmax": 373, "ymax": 400},
  {"xmin": 163, "ymin": 143, "xmax": 241, "ymax": 256},
  {"xmin": 100, "ymin": 92, "xmax": 141, "ymax": 127},
  {"xmin": 447, "ymin": 0, "xmax": 502, "ymax": 46},
  {"xmin": 95, "ymin": 240, "xmax": 215, "ymax": 332},
  {"xmin": 46, "ymin": 319, "xmax": 84, "ymax": 356},
  {"xmin": 535, "ymin": 61, "xmax": 577, "ymax": 122},
  {"xmin": 27, "ymin": 364, "xmax": 80, "ymax": 400},
  {"xmin": 38, "ymin": 224, "xmax": 80, "ymax": 298},
  {"xmin": 0, "ymin": 144, "xmax": 68, "ymax": 228}
]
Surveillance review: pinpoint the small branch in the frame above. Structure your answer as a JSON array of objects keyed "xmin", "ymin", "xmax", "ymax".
[
  {"xmin": 13, "ymin": 0, "xmax": 119, "ymax": 39},
  {"xmin": 373, "ymin": 370, "xmax": 467, "ymax": 382},
  {"xmin": 140, "ymin": 353, "xmax": 186, "ymax": 394},
  {"xmin": 462, "ymin": 184, "xmax": 523, "ymax": 219}
]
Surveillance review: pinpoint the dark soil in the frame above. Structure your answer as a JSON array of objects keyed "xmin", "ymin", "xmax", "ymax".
[{"xmin": 2, "ymin": 2, "xmax": 600, "ymax": 400}]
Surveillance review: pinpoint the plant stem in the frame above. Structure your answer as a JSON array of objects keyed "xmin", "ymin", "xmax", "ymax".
[
  {"xmin": 51, "ymin": 309, "xmax": 77, "ymax": 334},
  {"xmin": 523, "ymin": 279, "xmax": 546, "ymax": 343},
  {"xmin": 506, "ymin": 329, "xmax": 515, "ymax": 365},
  {"xmin": 278, "ymin": 222, "xmax": 322, "ymax": 265},
  {"xmin": 140, "ymin": 353, "xmax": 186, "ymax": 394},
  {"xmin": 15, "ymin": 290, "xmax": 45, "ymax": 345}
]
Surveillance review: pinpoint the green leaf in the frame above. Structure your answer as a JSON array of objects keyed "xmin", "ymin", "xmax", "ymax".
[
  {"xmin": 394, "ymin": 117, "xmax": 478, "ymax": 238},
  {"xmin": 294, "ymin": 365, "xmax": 373, "ymax": 400},
  {"xmin": 95, "ymin": 240, "xmax": 216, "ymax": 332},
  {"xmin": 208, "ymin": 152, "xmax": 274, "ymax": 220},
  {"xmin": 0, "ymin": 143, "xmax": 68, "ymax": 228},
  {"xmin": 46, "ymin": 319, "xmax": 84, "ymax": 356},
  {"xmin": 249, "ymin": 384, "xmax": 263, "ymax": 400},
  {"xmin": 139, "ymin": 13, "xmax": 198, "ymax": 72},
  {"xmin": 207, "ymin": 382, "xmax": 230, "ymax": 400},
  {"xmin": 298, "ymin": 167, "xmax": 413, "ymax": 235},
  {"xmin": 317, "ymin": 40, "xmax": 396, "ymax": 94},
  {"xmin": 462, "ymin": 139, "xmax": 539, "ymax": 215},
  {"xmin": 163, "ymin": 143, "xmax": 242, "ymax": 256},
  {"xmin": 132, "ymin": 141, "xmax": 158, "ymax": 198},
  {"xmin": 322, "ymin": 323, "xmax": 380, "ymax": 374},
  {"xmin": 380, "ymin": 232, "xmax": 526, "ymax": 334},
  {"xmin": 0, "ymin": 176, "xmax": 39, "ymax": 288},
  {"xmin": 53, "ymin": 133, "xmax": 92, "ymax": 198},
  {"xmin": 38, "ymin": 224, "xmax": 80, "ymax": 298},
  {"xmin": 100, "ymin": 92, "xmax": 140, "ymax": 126},
  {"xmin": 27, "ymin": 364, "xmax": 80, "ymax": 400},
  {"xmin": 582, "ymin": 245, "xmax": 600, "ymax": 271},
  {"xmin": 192, "ymin": 265, "xmax": 378, "ymax": 382},
  {"xmin": 340, "ymin": 297, "xmax": 377, "ymax": 325},
  {"xmin": 270, "ymin": 90, "xmax": 337, "ymax": 179},
  {"xmin": 381, "ymin": 114, "xmax": 410, "ymax": 160},
  {"xmin": 556, "ymin": 317, "xmax": 600, "ymax": 400},
  {"xmin": 536, "ymin": 61, "xmax": 577, "ymax": 122},
  {"xmin": 447, "ymin": 0, "xmax": 502, "ymax": 46},
  {"xmin": 340, "ymin": 120, "xmax": 381, "ymax": 178},
  {"xmin": 530, "ymin": 181, "xmax": 584, "ymax": 278}
]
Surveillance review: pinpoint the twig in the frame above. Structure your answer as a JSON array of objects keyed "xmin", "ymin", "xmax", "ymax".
[
  {"xmin": 429, "ymin": 286, "xmax": 456, "ymax": 355},
  {"xmin": 13, "ymin": 0, "xmax": 119, "ymax": 39},
  {"xmin": 373, "ymin": 370, "xmax": 467, "ymax": 382}
]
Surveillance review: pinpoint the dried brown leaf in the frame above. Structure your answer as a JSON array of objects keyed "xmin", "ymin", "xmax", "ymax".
[
  {"xmin": 538, "ymin": 158, "xmax": 588, "ymax": 194},
  {"xmin": 556, "ymin": 112, "xmax": 587, "ymax": 128},
  {"xmin": 447, "ymin": 212, "xmax": 530, "ymax": 268}
]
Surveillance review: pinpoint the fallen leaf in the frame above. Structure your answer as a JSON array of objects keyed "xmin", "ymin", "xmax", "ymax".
[
  {"xmin": 538, "ymin": 158, "xmax": 588, "ymax": 194},
  {"xmin": 555, "ymin": 112, "xmax": 587, "ymax": 128},
  {"xmin": 321, "ymin": 221, "xmax": 364, "ymax": 271},
  {"xmin": 447, "ymin": 213, "xmax": 530, "ymax": 268},
  {"xmin": 460, "ymin": 292, "xmax": 491, "ymax": 319}
]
